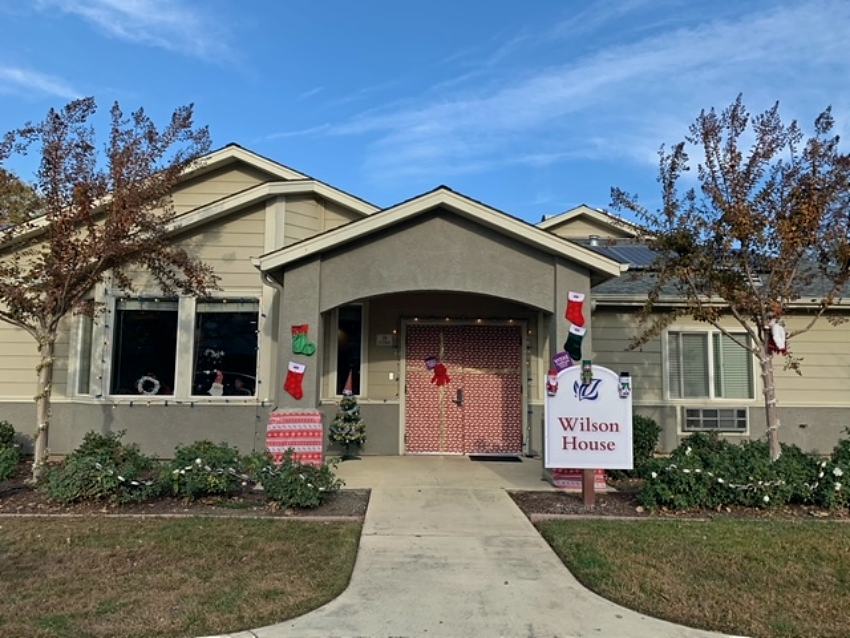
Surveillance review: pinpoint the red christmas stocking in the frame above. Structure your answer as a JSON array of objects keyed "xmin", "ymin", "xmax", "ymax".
[
  {"xmin": 430, "ymin": 363, "xmax": 451, "ymax": 386},
  {"xmin": 284, "ymin": 361, "xmax": 306, "ymax": 400},
  {"xmin": 565, "ymin": 291, "xmax": 586, "ymax": 327}
]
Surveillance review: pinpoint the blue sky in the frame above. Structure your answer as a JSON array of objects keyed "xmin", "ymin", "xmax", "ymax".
[{"xmin": 1, "ymin": 0, "xmax": 849, "ymax": 223}]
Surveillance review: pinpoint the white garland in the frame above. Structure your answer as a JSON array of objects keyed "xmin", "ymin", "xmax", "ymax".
[{"xmin": 648, "ymin": 458, "xmax": 845, "ymax": 496}]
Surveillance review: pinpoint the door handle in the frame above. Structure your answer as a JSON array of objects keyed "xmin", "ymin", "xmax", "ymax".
[{"xmin": 452, "ymin": 388, "xmax": 464, "ymax": 407}]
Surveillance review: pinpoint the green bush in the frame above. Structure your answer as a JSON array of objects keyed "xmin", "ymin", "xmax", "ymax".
[
  {"xmin": 241, "ymin": 450, "xmax": 274, "ymax": 483},
  {"xmin": 166, "ymin": 440, "xmax": 247, "ymax": 499},
  {"xmin": 609, "ymin": 413, "xmax": 662, "ymax": 480},
  {"xmin": 632, "ymin": 414, "xmax": 662, "ymax": 475},
  {"xmin": 0, "ymin": 420, "xmax": 15, "ymax": 448},
  {"xmin": 42, "ymin": 431, "xmax": 161, "ymax": 504},
  {"xmin": 0, "ymin": 446, "xmax": 20, "ymax": 481},
  {"xmin": 639, "ymin": 433, "xmax": 827, "ymax": 511},
  {"xmin": 259, "ymin": 452, "xmax": 343, "ymax": 509},
  {"xmin": 0, "ymin": 420, "xmax": 20, "ymax": 481}
]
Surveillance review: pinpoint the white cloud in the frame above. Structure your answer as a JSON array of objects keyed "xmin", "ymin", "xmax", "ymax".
[
  {"xmin": 265, "ymin": 123, "xmax": 332, "ymax": 140},
  {"xmin": 328, "ymin": 0, "xmax": 850, "ymax": 181},
  {"xmin": 36, "ymin": 0, "xmax": 230, "ymax": 59},
  {"xmin": 0, "ymin": 66, "xmax": 79, "ymax": 99}
]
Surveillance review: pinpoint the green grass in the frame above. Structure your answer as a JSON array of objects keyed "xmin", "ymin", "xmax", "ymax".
[
  {"xmin": 539, "ymin": 519, "xmax": 850, "ymax": 638},
  {"xmin": 0, "ymin": 518, "xmax": 361, "ymax": 638}
]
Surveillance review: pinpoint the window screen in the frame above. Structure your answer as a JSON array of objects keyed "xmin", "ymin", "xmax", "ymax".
[
  {"xmin": 192, "ymin": 299, "xmax": 259, "ymax": 397},
  {"xmin": 668, "ymin": 332, "xmax": 709, "ymax": 398},
  {"xmin": 713, "ymin": 333, "xmax": 754, "ymax": 399},
  {"xmin": 110, "ymin": 299, "xmax": 178, "ymax": 395}
]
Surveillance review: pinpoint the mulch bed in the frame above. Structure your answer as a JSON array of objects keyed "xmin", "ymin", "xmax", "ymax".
[
  {"xmin": 511, "ymin": 488, "xmax": 850, "ymax": 521},
  {"xmin": 0, "ymin": 463, "xmax": 369, "ymax": 519}
]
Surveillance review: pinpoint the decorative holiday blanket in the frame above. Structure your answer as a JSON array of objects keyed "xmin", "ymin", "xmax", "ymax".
[{"xmin": 266, "ymin": 410, "xmax": 324, "ymax": 466}]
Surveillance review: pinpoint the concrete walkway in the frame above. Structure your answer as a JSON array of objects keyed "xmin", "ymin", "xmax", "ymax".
[{"xmin": 214, "ymin": 457, "xmax": 733, "ymax": 638}]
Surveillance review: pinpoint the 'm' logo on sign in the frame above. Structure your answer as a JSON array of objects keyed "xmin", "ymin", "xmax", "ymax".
[{"xmin": 573, "ymin": 379, "xmax": 602, "ymax": 401}]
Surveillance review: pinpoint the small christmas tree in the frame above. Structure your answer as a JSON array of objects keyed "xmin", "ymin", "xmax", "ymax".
[{"xmin": 329, "ymin": 391, "xmax": 367, "ymax": 459}]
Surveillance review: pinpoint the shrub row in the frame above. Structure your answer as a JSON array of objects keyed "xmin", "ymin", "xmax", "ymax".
[
  {"xmin": 41, "ymin": 431, "xmax": 342, "ymax": 509},
  {"xmin": 640, "ymin": 432, "xmax": 849, "ymax": 510},
  {"xmin": 0, "ymin": 420, "xmax": 21, "ymax": 481}
]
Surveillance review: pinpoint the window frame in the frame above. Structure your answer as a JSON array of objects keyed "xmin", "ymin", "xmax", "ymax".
[
  {"xmin": 682, "ymin": 407, "xmax": 749, "ymax": 433},
  {"xmin": 328, "ymin": 302, "xmax": 368, "ymax": 398},
  {"xmin": 98, "ymin": 292, "xmax": 263, "ymax": 403},
  {"xmin": 189, "ymin": 297, "xmax": 261, "ymax": 399},
  {"xmin": 663, "ymin": 328, "xmax": 757, "ymax": 402},
  {"xmin": 106, "ymin": 295, "xmax": 181, "ymax": 399}
]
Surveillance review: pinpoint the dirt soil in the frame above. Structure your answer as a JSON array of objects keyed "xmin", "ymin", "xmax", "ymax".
[
  {"xmin": 0, "ymin": 463, "xmax": 369, "ymax": 518},
  {"xmin": 511, "ymin": 488, "xmax": 850, "ymax": 520}
]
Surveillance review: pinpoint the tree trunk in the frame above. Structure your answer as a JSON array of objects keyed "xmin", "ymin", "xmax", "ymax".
[
  {"xmin": 759, "ymin": 351, "xmax": 782, "ymax": 461},
  {"xmin": 32, "ymin": 333, "xmax": 56, "ymax": 482}
]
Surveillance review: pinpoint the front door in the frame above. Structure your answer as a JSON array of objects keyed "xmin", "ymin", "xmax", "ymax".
[{"xmin": 404, "ymin": 324, "xmax": 523, "ymax": 454}]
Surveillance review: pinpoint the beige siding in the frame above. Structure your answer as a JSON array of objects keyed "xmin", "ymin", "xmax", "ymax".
[
  {"xmin": 592, "ymin": 309, "xmax": 850, "ymax": 407},
  {"xmin": 284, "ymin": 195, "xmax": 362, "ymax": 246},
  {"xmin": 774, "ymin": 316, "xmax": 850, "ymax": 405},
  {"xmin": 128, "ymin": 203, "xmax": 266, "ymax": 291},
  {"xmin": 0, "ymin": 323, "xmax": 38, "ymax": 398},
  {"xmin": 548, "ymin": 217, "xmax": 633, "ymax": 240},
  {"xmin": 323, "ymin": 199, "xmax": 361, "ymax": 231},
  {"xmin": 171, "ymin": 163, "xmax": 271, "ymax": 215},
  {"xmin": 284, "ymin": 195, "xmax": 323, "ymax": 245},
  {"xmin": 592, "ymin": 311, "xmax": 665, "ymax": 402},
  {"xmin": 0, "ymin": 317, "xmax": 72, "ymax": 399}
]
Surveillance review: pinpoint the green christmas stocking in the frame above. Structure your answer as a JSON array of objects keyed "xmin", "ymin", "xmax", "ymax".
[
  {"xmin": 291, "ymin": 324, "xmax": 316, "ymax": 356},
  {"xmin": 564, "ymin": 324, "xmax": 586, "ymax": 361}
]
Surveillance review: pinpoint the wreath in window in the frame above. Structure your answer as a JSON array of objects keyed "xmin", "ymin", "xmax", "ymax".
[{"xmin": 136, "ymin": 375, "xmax": 161, "ymax": 396}]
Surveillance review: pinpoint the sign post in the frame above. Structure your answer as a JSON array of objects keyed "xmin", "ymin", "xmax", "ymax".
[{"xmin": 544, "ymin": 365, "xmax": 633, "ymax": 507}]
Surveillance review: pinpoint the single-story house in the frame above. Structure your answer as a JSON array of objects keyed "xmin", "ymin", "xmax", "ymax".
[{"xmin": 1, "ymin": 144, "xmax": 848, "ymax": 458}]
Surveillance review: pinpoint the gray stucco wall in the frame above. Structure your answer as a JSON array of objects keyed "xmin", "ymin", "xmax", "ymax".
[
  {"xmin": 319, "ymin": 403, "xmax": 400, "ymax": 456},
  {"xmin": 0, "ymin": 401, "xmax": 271, "ymax": 458},
  {"xmin": 644, "ymin": 405, "xmax": 850, "ymax": 455},
  {"xmin": 317, "ymin": 212, "xmax": 559, "ymax": 313}
]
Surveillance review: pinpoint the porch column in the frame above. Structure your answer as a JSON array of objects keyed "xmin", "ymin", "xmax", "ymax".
[
  {"xmin": 277, "ymin": 257, "xmax": 322, "ymax": 408},
  {"xmin": 551, "ymin": 259, "xmax": 592, "ymax": 362}
]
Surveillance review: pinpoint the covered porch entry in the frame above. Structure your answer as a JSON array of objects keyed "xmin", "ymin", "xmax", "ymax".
[{"xmin": 254, "ymin": 187, "xmax": 625, "ymax": 458}]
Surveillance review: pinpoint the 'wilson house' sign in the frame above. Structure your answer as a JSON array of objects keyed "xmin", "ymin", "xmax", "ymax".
[{"xmin": 545, "ymin": 365, "xmax": 634, "ymax": 470}]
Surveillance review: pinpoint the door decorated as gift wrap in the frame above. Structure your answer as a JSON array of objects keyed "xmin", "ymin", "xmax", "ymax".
[{"xmin": 404, "ymin": 323, "xmax": 523, "ymax": 455}]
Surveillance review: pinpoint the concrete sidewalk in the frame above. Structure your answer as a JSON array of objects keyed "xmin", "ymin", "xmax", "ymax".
[{"xmin": 213, "ymin": 457, "xmax": 733, "ymax": 638}]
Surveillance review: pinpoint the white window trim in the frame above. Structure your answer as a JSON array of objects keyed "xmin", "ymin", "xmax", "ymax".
[
  {"xmin": 663, "ymin": 327, "xmax": 758, "ymax": 403},
  {"xmin": 99, "ymin": 290, "xmax": 263, "ymax": 403},
  {"xmin": 188, "ymin": 295, "xmax": 262, "ymax": 399},
  {"xmin": 327, "ymin": 302, "xmax": 369, "ymax": 399}
]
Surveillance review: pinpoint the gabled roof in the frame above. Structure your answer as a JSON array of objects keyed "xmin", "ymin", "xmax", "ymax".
[
  {"xmin": 185, "ymin": 143, "xmax": 309, "ymax": 181},
  {"xmin": 537, "ymin": 204, "xmax": 642, "ymax": 237},
  {"xmin": 168, "ymin": 180, "xmax": 377, "ymax": 236},
  {"xmin": 254, "ymin": 186, "xmax": 628, "ymax": 277},
  {"xmin": 1, "ymin": 145, "xmax": 379, "ymax": 249}
]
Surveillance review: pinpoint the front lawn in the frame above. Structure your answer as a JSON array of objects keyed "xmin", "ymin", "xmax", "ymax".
[
  {"xmin": 539, "ymin": 519, "xmax": 850, "ymax": 638},
  {"xmin": 0, "ymin": 518, "xmax": 361, "ymax": 638}
]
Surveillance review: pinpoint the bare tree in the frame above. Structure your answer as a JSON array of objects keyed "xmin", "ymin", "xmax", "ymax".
[
  {"xmin": 612, "ymin": 96, "xmax": 850, "ymax": 461},
  {"xmin": 0, "ymin": 98, "xmax": 218, "ymax": 480}
]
